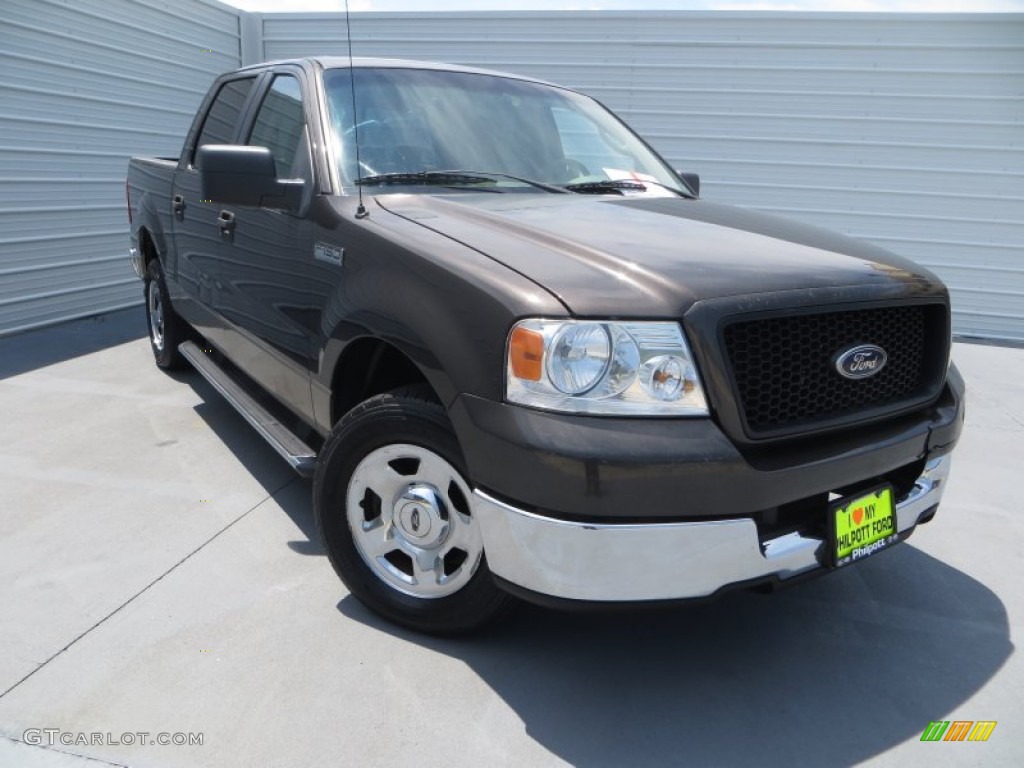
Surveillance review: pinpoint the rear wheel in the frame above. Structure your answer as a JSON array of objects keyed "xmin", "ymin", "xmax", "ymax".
[
  {"xmin": 144, "ymin": 259, "xmax": 187, "ymax": 370},
  {"xmin": 314, "ymin": 386, "xmax": 516, "ymax": 634}
]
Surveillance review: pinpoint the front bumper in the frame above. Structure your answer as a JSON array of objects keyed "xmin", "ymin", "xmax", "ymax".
[
  {"xmin": 449, "ymin": 367, "xmax": 964, "ymax": 522},
  {"xmin": 473, "ymin": 455, "xmax": 951, "ymax": 602}
]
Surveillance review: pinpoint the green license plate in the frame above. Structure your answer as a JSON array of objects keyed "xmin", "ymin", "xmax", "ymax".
[{"xmin": 830, "ymin": 484, "xmax": 898, "ymax": 568}]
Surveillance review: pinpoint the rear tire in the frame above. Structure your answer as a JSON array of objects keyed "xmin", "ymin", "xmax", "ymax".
[
  {"xmin": 314, "ymin": 386, "xmax": 516, "ymax": 635},
  {"xmin": 144, "ymin": 259, "xmax": 188, "ymax": 370}
]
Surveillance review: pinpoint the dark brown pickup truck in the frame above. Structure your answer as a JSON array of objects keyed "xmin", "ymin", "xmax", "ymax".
[{"xmin": 127, "ymin": 57, "xmax": 964, "ymax": 634}]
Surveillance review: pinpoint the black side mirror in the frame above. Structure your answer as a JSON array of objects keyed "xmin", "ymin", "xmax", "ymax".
[
  {"xmin": 197, "ymin": 145, "xmax": 303, "ymax": 211},
  {"xmin": 676, "ymin": 170, "xmax": 700, "ymax": 197}
]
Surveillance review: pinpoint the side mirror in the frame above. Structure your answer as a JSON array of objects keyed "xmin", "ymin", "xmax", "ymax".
[
  {"xmin": 197, "ymin": 145, "xmax": 303, "ymax": 211},
  {"xmin": 676, "ymin": 170, "xmax": 700, "ymax": 197}
]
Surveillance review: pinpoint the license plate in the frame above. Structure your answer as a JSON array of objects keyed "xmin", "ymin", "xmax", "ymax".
[{"xmin": 829, "ymin": 484, "xmax": 898, "ymax": 568}]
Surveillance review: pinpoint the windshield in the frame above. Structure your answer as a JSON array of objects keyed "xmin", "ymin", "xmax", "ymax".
[{"xmin": 323, "ymin": 67, "xmax": 685, "ymax": 194}]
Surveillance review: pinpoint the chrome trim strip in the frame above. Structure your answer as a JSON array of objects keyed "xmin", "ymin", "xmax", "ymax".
[{"xmin": 473, "ymin": 455, "xmax": 951, "ymax": 602}]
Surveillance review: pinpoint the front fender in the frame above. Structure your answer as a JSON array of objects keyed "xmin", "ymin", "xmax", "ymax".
[{"xmin": 312, "ymin": 197, "xmax": 566, "ymax": 433}]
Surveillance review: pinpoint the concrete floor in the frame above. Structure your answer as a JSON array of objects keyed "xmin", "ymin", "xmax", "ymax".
[{"xmin": 0, "ymin": 308, "xmax": 1021, "ymax": 768}]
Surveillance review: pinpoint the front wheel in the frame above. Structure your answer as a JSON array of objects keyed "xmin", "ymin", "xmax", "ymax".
[{"xmin": 314, "ymin": 386, "xmax": 516, "ymax": 634}]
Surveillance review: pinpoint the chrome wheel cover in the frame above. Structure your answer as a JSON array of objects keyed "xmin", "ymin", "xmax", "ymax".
[
  {"xmin": 148, "ymin": 279, "xmax": 164, "ymax": 351},
  {"xmin": 346, "ymin": 443, "xmax": 482, "ymax": 599}
]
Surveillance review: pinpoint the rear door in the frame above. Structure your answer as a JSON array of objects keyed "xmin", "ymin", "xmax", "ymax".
[{"xmin": 170, "ymin": 75, "xmax": 260, "ymax": 320}]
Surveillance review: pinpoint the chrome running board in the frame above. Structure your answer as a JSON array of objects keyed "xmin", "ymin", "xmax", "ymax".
[{"xmin": 179, "ymin": 341, "xmax": 317, "ymax": 478}]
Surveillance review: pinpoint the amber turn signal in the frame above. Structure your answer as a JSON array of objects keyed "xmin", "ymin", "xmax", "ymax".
[{"xmin": 509, "ymin": 326, "xmax": 544, "ymax": 381}]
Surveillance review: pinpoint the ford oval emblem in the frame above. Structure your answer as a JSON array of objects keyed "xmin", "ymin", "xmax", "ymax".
[{"xmin": 835, "ymin": 344, "xmax": 888, "ymax": 380}]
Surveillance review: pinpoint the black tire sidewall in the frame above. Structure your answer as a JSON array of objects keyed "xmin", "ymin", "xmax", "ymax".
[
  {"xmin": 314, "ymin": 391, "xmax": 512, "ymax": 634},
  {"xmin": 144, "ymin": 260, "xmax": 184, "ymax": 369}
]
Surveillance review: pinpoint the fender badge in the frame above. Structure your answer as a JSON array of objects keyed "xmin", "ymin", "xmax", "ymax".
[{"xmin": 314, "ymin": 242, "xmax": 344, "ymax": 267}]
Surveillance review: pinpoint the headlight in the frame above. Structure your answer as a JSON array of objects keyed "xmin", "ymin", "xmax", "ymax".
[
  {"xmin": 506, "ymin": 319, "xmax": 708, "ymax": 416},
  {"xmin": 547, "ymin": 323, "xmax": 611, "ymax": 394}
]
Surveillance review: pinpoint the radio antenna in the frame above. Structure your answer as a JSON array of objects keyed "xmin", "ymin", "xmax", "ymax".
[{"xmin": 345, "ymin": 0, "xmax": 368, "ymax": 219}]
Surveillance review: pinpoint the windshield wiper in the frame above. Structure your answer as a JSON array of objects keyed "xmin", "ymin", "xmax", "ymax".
[
  {"xmin": 564, "ymin": 179, "xmax": 694, "ymax": 198},
  {"xmin": 356, "ymin": 169, "xmax": 568, "ymax": 194},
  {"xmin": 565, "ymin": 179, "xmax": 643, "ymax": 193},
  {"xmin": 356, "ymin": 171, "xmax": 495, "ymax": 186},
  {"xmin": 564, "ymin": 179, "xmax": 647, "ymax": 195}
]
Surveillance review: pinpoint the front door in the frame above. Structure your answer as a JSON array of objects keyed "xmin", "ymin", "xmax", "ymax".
[{"xmin": 211, "ymin": 70, "xmax": 318, "ymax": 424}]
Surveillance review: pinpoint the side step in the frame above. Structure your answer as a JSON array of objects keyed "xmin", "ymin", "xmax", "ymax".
[{"xmin": 179, "ymin": 341, "xmax": 317, "ymax": 478}]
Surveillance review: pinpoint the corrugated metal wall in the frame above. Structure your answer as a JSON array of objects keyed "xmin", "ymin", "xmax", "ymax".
[
  {"xmin": 258, "ymin": 11, "xmax": 1024, "ymax": 343},
  {"xmin": 0, "ymin": 0, "xmax": 241, "ymax": 337},
  {"xmin": 1, "ymin": 9, "xmax": 1020, "ymax": 341}
]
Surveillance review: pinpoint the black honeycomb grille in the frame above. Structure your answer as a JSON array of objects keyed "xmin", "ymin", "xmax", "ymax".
[{"xmin": 722, "ymin": 304, "xmax": 947, "ymax": 437}]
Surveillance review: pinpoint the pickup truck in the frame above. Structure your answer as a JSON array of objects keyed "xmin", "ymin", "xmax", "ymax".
[{"xmin": 127, "ymin": 57, "xmax": 964, "ymax": 634}]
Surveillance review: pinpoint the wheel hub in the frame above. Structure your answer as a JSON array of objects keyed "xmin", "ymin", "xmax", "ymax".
[
  {"xmin": 345, "ymin": 443, "xmax": 483, "ymax": 600},
  {"xmin": 394, "ymin": 485, "xmax": 449, "ymax": 548}
]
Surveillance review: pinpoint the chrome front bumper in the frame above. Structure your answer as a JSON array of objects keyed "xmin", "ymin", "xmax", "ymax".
[{"xmin": 473, "ymin": 455, "xmax": 951, "ymax": 602}]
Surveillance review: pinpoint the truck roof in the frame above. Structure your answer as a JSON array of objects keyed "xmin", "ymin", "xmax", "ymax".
[{"xmin": 235, "ymin": 56, "xmax": 558, "ymax": 88}]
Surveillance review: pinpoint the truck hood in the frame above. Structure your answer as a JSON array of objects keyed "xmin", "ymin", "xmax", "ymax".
[{"xmin": 372, "ymin": 192, "xmax": 945, "ymax": 317}]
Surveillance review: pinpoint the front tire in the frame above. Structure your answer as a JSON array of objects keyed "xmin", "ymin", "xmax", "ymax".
[
  {"xmin": 314, "ymin": 386, "xmax": 515, "ymax": 635},
  {"xmin": 144, "ymin": 259, "xmax": 187, "ymax": 370}
]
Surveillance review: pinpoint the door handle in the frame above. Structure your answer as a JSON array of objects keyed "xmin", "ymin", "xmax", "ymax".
[
  {"xmin": 217, "ymin": 210, "xmax": 235, "ymax": 235},
  {"xmin": 172, "ymin": 194, "xmax": 185, "ymax": 216}
]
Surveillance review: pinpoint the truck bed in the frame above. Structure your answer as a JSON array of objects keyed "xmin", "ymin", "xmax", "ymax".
[{"xmin": 127, "ymin": 156, "xmax": 180, "ymax": 270}]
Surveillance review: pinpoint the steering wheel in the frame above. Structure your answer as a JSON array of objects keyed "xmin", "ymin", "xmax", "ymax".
[{"xmin": 342, "ymin": 118, "xmax": 381, "ymax": 138}]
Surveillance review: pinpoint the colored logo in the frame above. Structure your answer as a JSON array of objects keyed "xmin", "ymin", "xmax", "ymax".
[
  {"xmin": 835, "ymin": 344, "xmax": 887, "ymax": 379},
  {"xmin": 920, "ymin": 720, "xmax": 997, "ymax": 742}
]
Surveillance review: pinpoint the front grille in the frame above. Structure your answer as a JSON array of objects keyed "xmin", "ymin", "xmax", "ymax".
[{"xmin": 722, "ymin": 303, "xmax": 948, "ymax": 438}]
